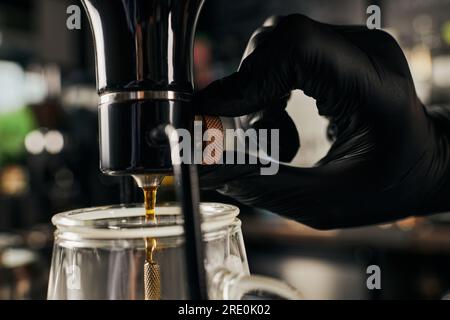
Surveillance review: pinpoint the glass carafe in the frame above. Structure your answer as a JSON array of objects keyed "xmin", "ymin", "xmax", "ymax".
[{"xmin": 47, "ymin": 203, "xmax": 301, "ymax": 300}]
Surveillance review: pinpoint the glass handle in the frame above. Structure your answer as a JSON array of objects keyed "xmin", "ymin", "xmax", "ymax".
[{"xmin": 211, "ymin": 268, "xmax": 303, "ymax": 300}]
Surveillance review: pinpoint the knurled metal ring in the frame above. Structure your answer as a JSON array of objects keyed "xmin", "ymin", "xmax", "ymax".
[{"xmin": 99, "ymin": 90, "xmax": 192, "ymax": 105}]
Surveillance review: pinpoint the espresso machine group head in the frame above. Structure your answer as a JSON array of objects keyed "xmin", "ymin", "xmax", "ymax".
[
  {"xmin": 82, "ymin": 0, "xmax": 204, "ymax": 189},
  {"xmin": 82, "ymin": 0, "xmax": 208, "ymax": 299}
]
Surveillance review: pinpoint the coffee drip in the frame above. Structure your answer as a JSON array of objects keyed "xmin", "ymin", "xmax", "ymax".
[{"xmin": 142, "ymin": 185, "xmax": 160, "ymax": 300}]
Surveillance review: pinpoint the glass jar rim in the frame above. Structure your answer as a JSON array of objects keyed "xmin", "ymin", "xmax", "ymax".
[{"xmin": 52, "ymin": 202, "xmax": 240, "ymax": 239}]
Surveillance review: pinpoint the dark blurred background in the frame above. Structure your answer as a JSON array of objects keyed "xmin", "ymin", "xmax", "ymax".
[{"xmin": 0, "ymin": 0, "xmax": 450, "ymax": 299}]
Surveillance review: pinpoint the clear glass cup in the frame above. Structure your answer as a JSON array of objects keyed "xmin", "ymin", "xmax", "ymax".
[{"xmin": 47, "ymin": 203, "xmax": 301, "ymax": 300}]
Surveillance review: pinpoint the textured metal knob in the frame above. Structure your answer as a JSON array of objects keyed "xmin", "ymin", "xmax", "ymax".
[{"xmin": 201, "ymin": 115, "xmax": 224, "ymax": 165}]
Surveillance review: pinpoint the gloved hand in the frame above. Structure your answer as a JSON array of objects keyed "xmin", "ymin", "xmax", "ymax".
[{"xmin": 194, "ymin": 14, "xmax": 450, "ymax": 229}]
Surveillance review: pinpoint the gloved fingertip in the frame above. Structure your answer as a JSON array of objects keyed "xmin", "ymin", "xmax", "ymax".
[
  {"xmin": 194, "ymin": 76, "xmax": 252, "ymax": 117},
  {"xmin": 194, "ymin": 78, "xmax": 232, "ymax": 115}
]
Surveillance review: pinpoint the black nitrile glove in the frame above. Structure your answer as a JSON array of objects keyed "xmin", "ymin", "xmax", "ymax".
[{"xmin": 195, "ymin": 14, "xmax": 450, "ymax": 230}]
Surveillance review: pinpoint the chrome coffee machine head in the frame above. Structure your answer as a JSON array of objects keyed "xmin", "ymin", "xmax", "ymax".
[{"xmin": 82, "ymin": 0, "xmax": 204, "ymax": 188}]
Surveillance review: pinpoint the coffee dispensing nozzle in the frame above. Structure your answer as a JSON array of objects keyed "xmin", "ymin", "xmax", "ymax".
[
  {"xmin": 82, "ymin": 0, "xmax": 208, "ymax": 299},
  {"xmin": 132, "ymin": 174, "xmax": 165, "ymax": 189}
]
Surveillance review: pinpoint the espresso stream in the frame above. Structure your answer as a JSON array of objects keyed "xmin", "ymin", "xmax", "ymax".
[{"xmin": 143, "ymin": 186, "xmax": 160, "ymax": 300}]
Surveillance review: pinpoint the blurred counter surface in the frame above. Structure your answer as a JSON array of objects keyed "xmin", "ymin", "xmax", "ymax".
[{"xmin": 242, "ymin": 212, "xmax": 450, "ymax": 253}]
